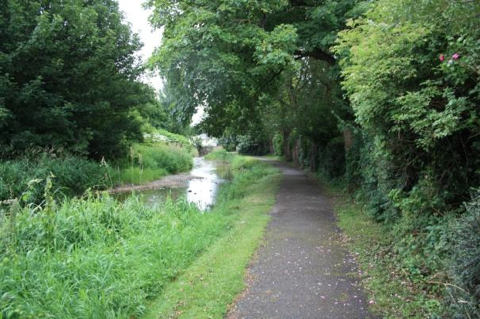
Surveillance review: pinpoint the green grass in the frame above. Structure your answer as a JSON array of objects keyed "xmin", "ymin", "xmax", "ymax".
[
  {"xmin": 143, "ymin": 169, "xmax": 281, "ymax": 318},
  {"xmin": 113, "ymin": 143, "xmax": 193, "ymax": 186},
  {"xmin": 334, "ymin": 197, "xmax": 444, "ymax": 318},
  {"xmin": 143, "ymin": 129, "xmax": 194, "ymax": 154},
  {"xmin": 0, "ymin": 154, "xmax": 111, "ymax": 204},
  {"xmin": 0, "ymin": 155, "xmax": 280, "ymax": 318},
  {"xmin": 204, "ymin": 148, "xmax": 235, "ymax": 162}
]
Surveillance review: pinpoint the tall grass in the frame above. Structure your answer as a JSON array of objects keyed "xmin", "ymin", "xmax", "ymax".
[
  {"xmin": 204, "ymin": 148, "xmax": 234, "ymax": 162},
  {"xmin": 0, "ymin": 156, "xmax": 276, "ymax": 318},
  {"xmin": 113, "ymin": 143, "xmax": 193, "ymax": 186},
  {"xmin": 0, "ymin": 154, "xmax": 110, "ymax": 204}
]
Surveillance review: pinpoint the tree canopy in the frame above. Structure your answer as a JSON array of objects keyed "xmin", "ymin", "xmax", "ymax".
[
  {"xmin": 146, "ymin": 0, "xmax": 365, "ymax": 136},
  {"xmin": 0, "ymin": 0, "xmax": 153, "ymax": 158}
]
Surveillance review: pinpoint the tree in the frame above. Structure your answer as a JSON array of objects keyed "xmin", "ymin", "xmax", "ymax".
[
  {"xmin": 146, "ymin": 0, "xmax": 366, "ymax": 137},
  {"xmin": 0, "ymin": 0, "xmax": 151, "ymax": 159},
  {"xmin": 335, "ymin": 0, "xmax": 480, "ymax": 218}
]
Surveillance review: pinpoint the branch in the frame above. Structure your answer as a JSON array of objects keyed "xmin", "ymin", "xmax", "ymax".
[
  {"xmin": 262, "ymin": 68, "xmax": 284, "ymax": 90},
  {"xmin": 294, "ymin": 48, "xmax": 336, "ymax": 65},
  {"xmin": 290, "ymin": 0, "xmax": 318, "ymax": 7}
]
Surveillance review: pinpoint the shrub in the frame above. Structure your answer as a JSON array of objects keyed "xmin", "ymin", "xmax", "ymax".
[
  {"xmin": 0, "ymin": 154, "xmax": 110, "ymax": 204},
  {"xmin": 447, "ymin": 192, "xmax": 480, "ymax": 318}
]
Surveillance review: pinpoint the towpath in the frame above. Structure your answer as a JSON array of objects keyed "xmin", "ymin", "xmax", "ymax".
[{"xmin": 228, "ymin": 159, "xmax": 376, "ymax": 319}]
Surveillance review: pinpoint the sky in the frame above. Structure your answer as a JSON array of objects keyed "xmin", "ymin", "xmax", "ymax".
[
  {"xmin": 117, "ymin": 0, "xmax": 205, "ymax": 125},
  {"xmin": 117, "ymin": 0, "xmax": 163, "ymax": 92}
]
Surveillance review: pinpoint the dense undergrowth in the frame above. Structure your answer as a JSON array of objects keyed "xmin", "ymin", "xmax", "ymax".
[
  {"xmin": 320, "ymin": 177, "xmax": 480, "ymax": 318},
  {"xmin": 0, "ymin": 153, "xmax": 110, "ymax": 204},
  {"xmin": 0, "ymin": 152, "xmax": 277, "ymax": 318},
  {"xmin": 0, "ymin": 130, "xmax": 194, "ymax": 205}
]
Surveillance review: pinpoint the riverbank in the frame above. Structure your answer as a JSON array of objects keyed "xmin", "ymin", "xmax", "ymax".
[
  {"xmin": 144, "ymin": 156, "xmax": 281, "ymax": 318},
  {"xmin": 0, "ymin": 154, "xmax": 280, "ymax": 318},
  {"xmin": 0, "ymin": 130, "xmax": 195, "ymax": 206}
]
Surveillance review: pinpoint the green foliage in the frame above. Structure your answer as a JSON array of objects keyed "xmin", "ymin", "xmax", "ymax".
[
  {"xmin": 0, "ymin": 0, "xmax": 151, "ymax": 159},
  {"xmin": 272, "ymin": 133, "xmax": 284, "ymax": 156},
  {"xmin": 144, "ymin": 128, "xmax": 193, "ymax": 152},
  {"xmin": 447, "ymin": 192, "xmax": 480, "ymax": 318},
  {"xmin": 236, "ymin": 135, "xmax": 270, "ymax": 155},
  {"xmin": 147, "ymin": 0, "xmax": 364, "ymax": 136},
  {"xmin": 113, "ymin": 143, "xmax": 193, "ymax": 186},
  {"xmin": 0, "ymin": 155, "xmax": 277, "ymax": 318},
  {"xmin": 0, "ymin": 154, "xmax": 110, "ymax": 204},
  {"xmin": 333, "ymin": 0, "xmax": 480, "ymax": 314},
  {"xmin": 336, "ymin": 0, "xmax": 480, "ymax": 218},
  {"xmin": 334, "ymin": 197, "xmax": 444, "ymax": 318}
]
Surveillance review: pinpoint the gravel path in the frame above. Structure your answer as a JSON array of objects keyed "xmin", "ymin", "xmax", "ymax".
[{"xmin": 228, "ymin": 160, "xmax": 376, "ymax": 319}]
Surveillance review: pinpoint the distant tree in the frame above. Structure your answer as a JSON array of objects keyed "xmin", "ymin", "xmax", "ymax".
[{"xmin": 0, "ymin": 0, "xmax": 151, "ymax": 159}]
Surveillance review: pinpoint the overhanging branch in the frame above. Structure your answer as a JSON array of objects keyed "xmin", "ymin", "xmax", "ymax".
[
  {"xmin": 290, "ymin": 0, "xmax": 318, "ymax": 7},
  {"xmin": 294, "ymin": 48, "xmax": 336, "ymax": 66}
]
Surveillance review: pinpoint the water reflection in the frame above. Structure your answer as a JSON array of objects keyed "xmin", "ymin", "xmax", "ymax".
[
  {"xmin": 186, "ymin": 157, "xmax": 223, "ymax": 210},
  {"xmin": 115, "ymin": 157, "xmax": 225, "ymax": 211}
]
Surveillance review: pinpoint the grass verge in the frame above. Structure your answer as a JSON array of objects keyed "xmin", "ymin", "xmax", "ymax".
[
  {"xmin": 0, "ymin": 155, "xmax": 280, "ymax": 318},
  {"xmin": 112, "ymin": 143, "xmax": 193, "ymax": 186},
  {"xmin": 143, "ymin": 157, "xmax": 281, "ymax": 319},
  {"xmin": 333, "ymin": 197, "xmax": 443, "ymax": 318}
]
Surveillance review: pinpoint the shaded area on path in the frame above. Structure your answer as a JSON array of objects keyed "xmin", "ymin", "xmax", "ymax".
[{"xmin": 228, "ymin": 160, "xmax": 376, "ymax": 319}]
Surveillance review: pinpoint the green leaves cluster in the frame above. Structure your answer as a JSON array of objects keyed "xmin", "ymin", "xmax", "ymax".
[
  {"xmin": 0, "ymin": 0, "xmax": 153, "ymax": 158},
  {"xmin": 335, "ymin": 0, "xmax": 480, "ymax": 216},
  {"xmin": 146, "ymin": 0, "xmax": 362, "ymax": 136},
  {"xmin": 333, "ymin": 1, "xmax": 480, "ymax": 315}
]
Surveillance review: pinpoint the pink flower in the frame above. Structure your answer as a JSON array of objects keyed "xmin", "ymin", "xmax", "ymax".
[
  {"xmin": 439, "ymin": 54, "xmax": 445, "ymax": 62},
  {"xmin": 452, "ymin": 53, "xmax": 460, "ymax": 60}
]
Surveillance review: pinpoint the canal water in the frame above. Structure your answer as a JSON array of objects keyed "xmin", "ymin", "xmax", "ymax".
[{"xmin": 116, "ymin": 157, "xmax": 225, "ymax": 211}]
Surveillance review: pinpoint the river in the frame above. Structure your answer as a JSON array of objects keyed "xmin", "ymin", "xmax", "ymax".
[{"xmin": 114, "ymin": 157, "xmax": 225, "ymax": 211}]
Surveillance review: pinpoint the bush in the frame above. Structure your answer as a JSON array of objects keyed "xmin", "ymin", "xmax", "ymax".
[
  {"xmin": 272, "ymin": 133, "xmax": 284, "ymax": 156},
  {"xmin": 0, "ymin": 154, "xmax": 110, "ymax": 204},
  {"xmin": 236, "ymin": 135, "xmax": 269, "ymax": 156},
  {"xmin": 143, "ymin": 129, "xmax": 194, "ymax": 154},
  {"xmin": 447, "ymin": 192, "xmax": 480, "ymax": 318}
]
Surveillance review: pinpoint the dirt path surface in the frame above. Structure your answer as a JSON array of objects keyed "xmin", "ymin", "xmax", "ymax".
[
  {"xmin": 228, "ymin": 160, "xmax": 375, "ymax": 319},
  {"xmin": 110, "ymin": 173, "xmax": 200, "ymax": 193}
]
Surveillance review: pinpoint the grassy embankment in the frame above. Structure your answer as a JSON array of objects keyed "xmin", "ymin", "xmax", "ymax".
[
  {"xmin": 143, "ymin": 149, "xmax": 281, "ymax": 318},
  {"xmin": 0, "ymin": 150, "xmax": 281, "ymax": 318},
  {"xmin": 0, "ymin": 129, "xmax": 194, "ymax": 205},
  {"xmin": 328, "ymin": 189, "xmax": 444, "ymax": 318},
  {"xmin": 112, "ymin": 129, "xmax": 195, "ymax": 186}
]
